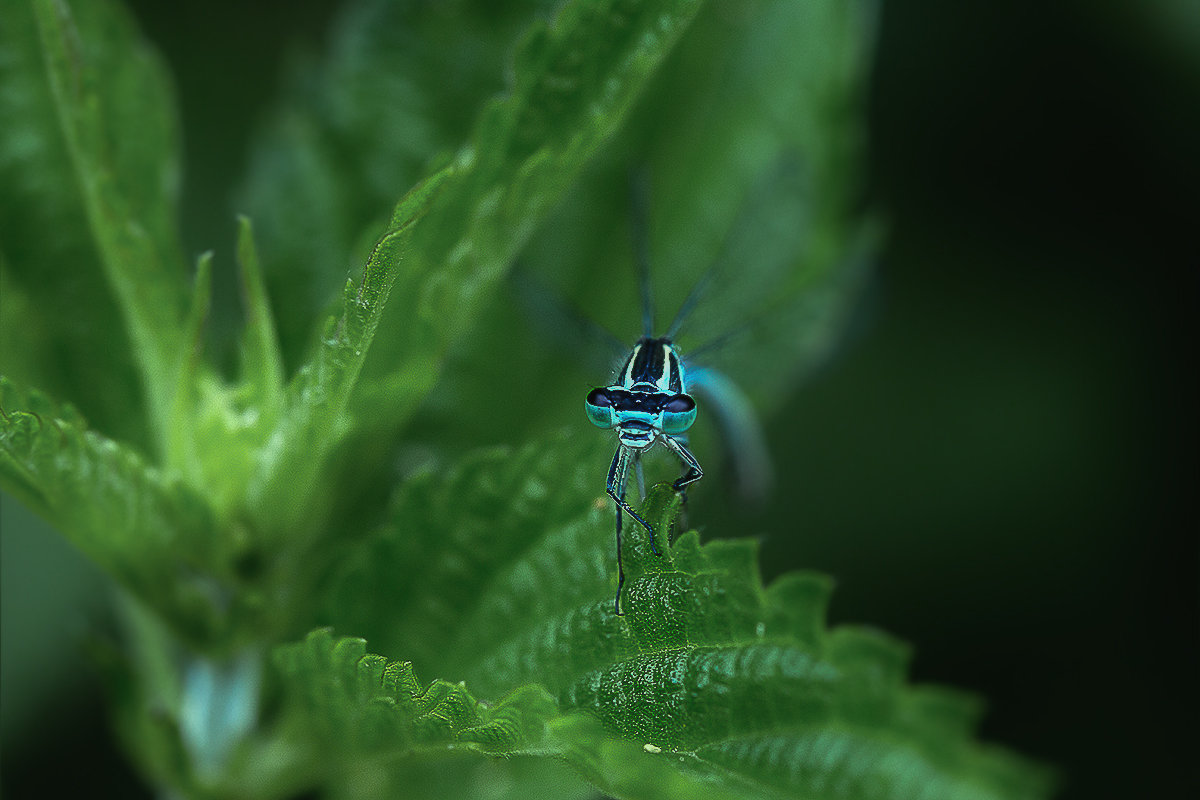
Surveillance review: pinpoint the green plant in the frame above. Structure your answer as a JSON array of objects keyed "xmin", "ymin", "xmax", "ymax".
[{"xmin": 0, "ymin": 0, "xmax": 1053, "ymax": 798}]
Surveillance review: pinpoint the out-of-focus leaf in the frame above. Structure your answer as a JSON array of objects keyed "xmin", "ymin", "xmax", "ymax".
[
  {"xmin": 0, "ymin": 376, "xmax": 221, "ymax": 641},
  {"xmin": 234, "ymin": 216, "xmax": 285, "ymax": 423},
  {"xmin": 243, "ymin": 0, "xmax": 706, "ymax": 539},
  {"xmin": 242, "ymin": 170, "xmax": 449, "ymax": 537},
  {"xmin": 0, "ymin": 1, "xmax": 133, "ymax": 444},
  {"xmin": 350, "ymin": 0, "xmax": 707, "ymax": 430},
  {"xmin": 6, "ymin": 0, "xmax": 191, "ymax": 454},
  {"xmin": 410, "ymin": 0, "xmax": 880, "ymax": 460},
  {"xmin": 327, "ymin": 429, "xmax": 605, "ymax": 663},
  {"xmin": 237, "ymin": 0, "xmax": 559, "ymax": 367}
]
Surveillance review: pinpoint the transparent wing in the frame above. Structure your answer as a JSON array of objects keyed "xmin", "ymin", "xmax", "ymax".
[
  {"xmin": 659, "ymin": 151, "xmax": 873, "ymax": 416},
  {"xmin": 510, "ymin": 265, "xmax": 629, "ymax": 381},
  {"xmin": 665, "ymin": 154, "xmax": 812, "ymax": 348}
]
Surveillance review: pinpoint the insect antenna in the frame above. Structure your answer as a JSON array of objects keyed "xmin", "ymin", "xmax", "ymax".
[{"xmin": 628, "ymin": 166, "xmax": 656, "ymax": 338}]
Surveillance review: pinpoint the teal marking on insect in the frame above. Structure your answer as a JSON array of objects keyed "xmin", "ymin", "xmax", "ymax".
[
  {"xmin": 585, "ymin": 339, "xmax": 703, "ymax": 616},
  {"xmin": 584, "ymin": 170, "xmax": 713, "ymax": 617}
]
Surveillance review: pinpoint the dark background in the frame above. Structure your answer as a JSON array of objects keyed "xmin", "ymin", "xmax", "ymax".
[{"xmin": 3, "ymin": 0, "xmax": 1195, "ymax": 797}]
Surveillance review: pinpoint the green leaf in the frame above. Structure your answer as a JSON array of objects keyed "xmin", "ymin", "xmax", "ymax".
[
  {"xmin": 0, "ymin": 0, "xmax": 139, "ymax": 444},
  {"xmin": 19, "ymin": 0, "xmax": 190, "ymax": 454},
  {"xmin": 274, "ymin": 629, "xmax": 601, "ymax": 799},
  {"xmin": 275, "ymin": 630, "xmax": 769, "ymax": 800},
  {"xmin": 0, "ymin": 2, "xmax": 1054, "ymax": 797},
  {"xmin": 242, "ymin": 170, "xmax": 450, "ymax": 537},
  {"xmin": 0, "ymin": 376, "xmax": 221, "ymax": 640},
  {"xmin": 275, "ymin": 628, "xmax": 561, "ymax": 757},
  {"xmin": 350, "ymin": 0, "xmax": 705, "ymax": 431},
  {"xmin": 162, "ymin": 251, "xmax": 212, "ymax": 483},
  {"xmin": 408, "ymin": 0, "xmax": 880, "ymax": 457},
  {"xmin": 328, "ymin": 430, "xmax": 607, "ymax": 664},
  {"xmin": 234, "ymin": 215, "xmax": 285, "ymax": 424},
  {"xmin": 243, "ymin": 0, "xmax": 705, "ymax": 538},
  {"xmin": 325, "ymin": 434, "xmax": 1052, "ymax": 800},
  {"xmin": 236, "ymin": 1, "xmax": 554, "ymax": 365}
]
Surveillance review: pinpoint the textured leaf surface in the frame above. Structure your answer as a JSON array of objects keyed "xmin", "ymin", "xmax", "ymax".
[
  {"xmin": 236, "ymin": 0, "xmax": 560, "ymax": 364},
  {"xmin": 0, "ymin": 0, "xmax": 175, "ymax": 446},
  {"xmin": 325, "ymin": 434, "xmax": 1052, "ymax": 799},
  {"xmin": 276, "ymin": 628, "xmax": 561, "ymax": 756},
  {"xmin": 0, "ymin": 377, "xmax": 218, "ymax": 638},
  {"xmin": 274, "ymin": 629, "xmax": 602, "ymax": 800},
  {"xmin": 276, "ymin": 632, "xmax": 777, "ymax": 800},
  {"xmin": 349, "ymin": 0, "xmax": 705, "ymax": 430},
  {"xmin": 242, "ymin": 0, "xmax": 704, "ymax": 541},
  {"xmin": 0, "ymin": 1, "xmax": 1056, "ymax": 798},
  {"xmin": 16, "ymin": 0, "xmax": 189, "ymax": 451}
]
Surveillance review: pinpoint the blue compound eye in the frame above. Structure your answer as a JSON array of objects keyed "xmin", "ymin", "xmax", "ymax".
[
  {"xmin": 587, "ymin": 388, "xmax": 614, "ymax": 407},
  {"xmin": 663, "ymin": 394, "xmax": 695, "ymax": 414},
  {"xmin": 585, "ymin": 388, "xmax": 616, "ymax": 428},
  {"xmin": 661, "ymin": 393, "xmax": 697, "ymax": 434}
]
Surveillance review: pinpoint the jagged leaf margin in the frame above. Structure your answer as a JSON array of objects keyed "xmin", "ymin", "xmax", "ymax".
[
  {"xmin": 326, "ymin": 433, "xmax": 1053, "ymax": 800},
  {"xmin": 274, "ymin": 628, "xmax": 563, "ymax": 756},
  {"xmin": 276, "ymin": 628, "xmax": 798, "ymax": 800}
]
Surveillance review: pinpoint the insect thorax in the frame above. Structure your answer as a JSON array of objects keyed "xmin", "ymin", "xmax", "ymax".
[{"xmin": 618, "ymin": 337, "xmax": 684, "ymax": 394}]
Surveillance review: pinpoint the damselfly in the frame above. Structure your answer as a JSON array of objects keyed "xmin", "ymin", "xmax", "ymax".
[
  {"xmin": 585, "ymin": 335, "xmax": 701, "ymax": 616},
  {"xmin": 585, "ymin": 167, "xmax": 784, "ymax": 616}
]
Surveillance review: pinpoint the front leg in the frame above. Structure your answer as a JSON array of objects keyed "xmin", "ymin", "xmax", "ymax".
[
  {"xmin": 661, "ymin": 434, "xmax": 703, "ymax": 493},
  {"xmin": 606, "ymin": 446, "xmax": 660, "ymax": 617},
  {"xmin": 659, "ymin": 435, "xmax": 702, "ymax": 535},
  {"xmin": 606, "ymin": 446, "xmax": 660, "ymax": 554}
]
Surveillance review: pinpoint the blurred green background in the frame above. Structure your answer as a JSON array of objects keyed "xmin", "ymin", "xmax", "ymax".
[{"xmin": 2, "ymin": 0, "xmax": 1194, "ymax": 797}]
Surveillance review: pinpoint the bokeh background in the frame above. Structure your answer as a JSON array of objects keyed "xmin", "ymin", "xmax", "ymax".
[{"xmin": 2, "ymin": 0, "xmax": 1194, "ymax": 797}]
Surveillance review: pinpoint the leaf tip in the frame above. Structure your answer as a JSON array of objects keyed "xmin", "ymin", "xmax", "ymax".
[{"xmin": 766, "ymin": 570, "xmax": 833, "ymax": 645}]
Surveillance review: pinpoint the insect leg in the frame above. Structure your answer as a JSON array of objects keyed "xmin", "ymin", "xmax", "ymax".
[
  {"xmin": 607, "ymin": 445, "xmax": 658, "ymax": 550},
  {"xmin": 607, "ymin": 447, "xmax": 628, "ymax": 614},
  {"xmin": 660, "ymin": 435, "xmax": 703, "ymax": 536},
  {"xmin": 634, "ymin": 451, "xmax": 646, "ymax": 501},
  {"xmin": 606, "ymin": 446, "xmax": 660, "ymax": 615},
  {"xmin": 614, "ymin": 493, "xmax": 625, "ymax": 616},
  {"xmin": 661, "ymin": 434, "xmax": 703, "ymax": 492}
]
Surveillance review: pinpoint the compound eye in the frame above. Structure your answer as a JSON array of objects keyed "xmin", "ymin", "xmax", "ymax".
[
  {"xmin": 663, "ymin": 394, "xmax": 695, "ymax": 413},
  {"xmin": 587, "ymin": 388, "xmax": 614, "ymax": 407}
]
